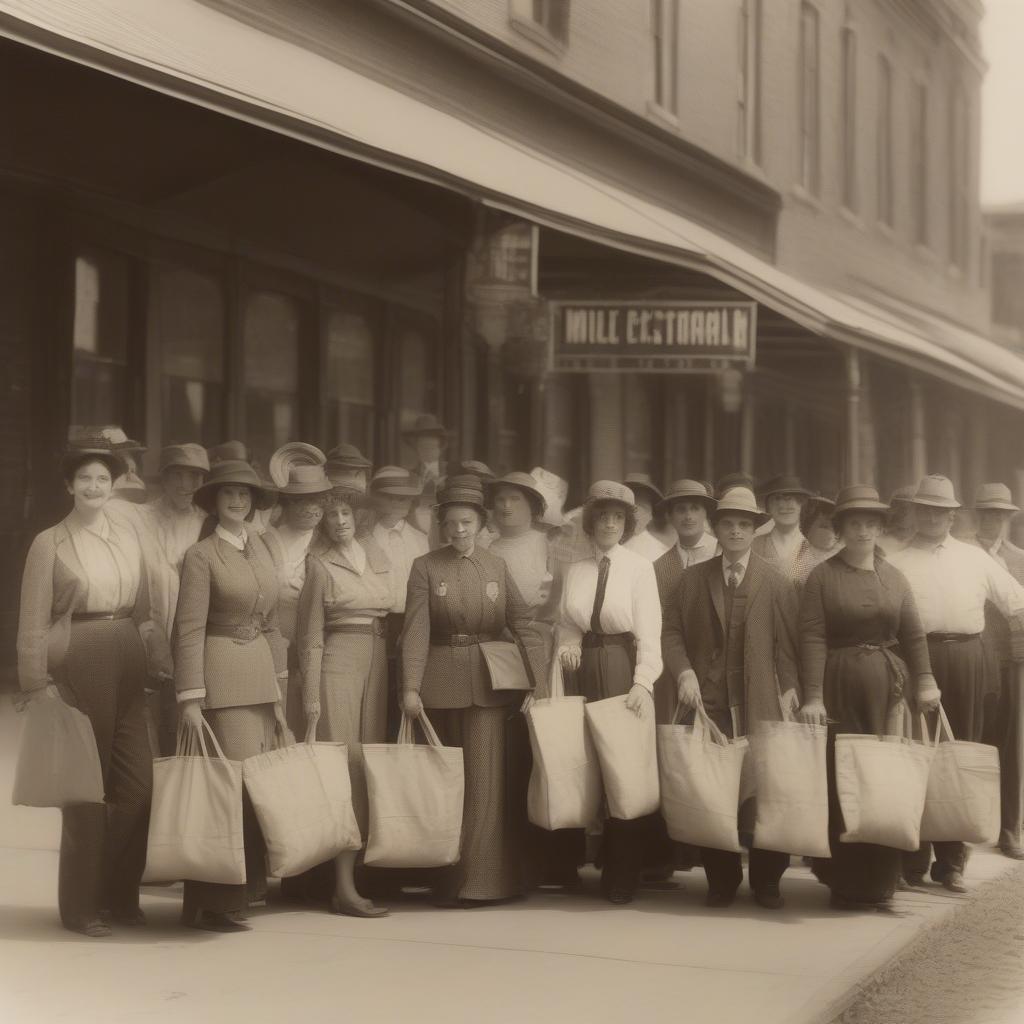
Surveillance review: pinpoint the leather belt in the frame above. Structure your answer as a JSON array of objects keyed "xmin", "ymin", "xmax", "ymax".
[
  {"xmin": 582, "ymin": 631, "xmax": 635, "ymax": 649},
  {"xmin": 430, "ymin": 632, "xmax": 497, "ymax": 647},
  {"xmin": 326, "ymin": 620, "xmax": 386, "ymax": 637},
  {"xmin": 927, "ymin": 632, "xmax": 981, "ymax": 644},
  {"xmin": 206, "ymin": 621, "xmax": 269, "ymax": 642},
  {"xmin": 72, "ymin": 609, "xmax": 133, "ymax": 622},
  {"xmin": 828, "ymin": 638, "xmax": 899, "ymax": 652}
]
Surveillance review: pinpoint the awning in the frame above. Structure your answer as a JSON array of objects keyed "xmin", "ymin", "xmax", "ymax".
[{"xmin": 3, "ymin": 0, "xmax": 1022, "ymax": 406}]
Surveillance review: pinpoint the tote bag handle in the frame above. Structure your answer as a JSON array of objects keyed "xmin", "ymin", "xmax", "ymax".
[
  {"xmin": 671, "ymin": 701, "xmax": 731, "ymax": 747},
  {"xmin": 398, "ymin": 710, "xmax": 444, "ymax": 749},
  {"xmin": 175, "ymin": 716, "xmax": 229, "ymax": 762},
  {"xmin": 920, "ymin": 704, "xmax": 955, "ymax": 748}
]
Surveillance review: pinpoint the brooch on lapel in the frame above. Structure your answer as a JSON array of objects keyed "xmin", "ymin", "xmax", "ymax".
[
  {"xmin": 485, "ymin": 581, "xmax": 499, "ymax": 603},
  {"xmin": 435, "ymin": 582, "xmax": 448, "ymax": 598}
]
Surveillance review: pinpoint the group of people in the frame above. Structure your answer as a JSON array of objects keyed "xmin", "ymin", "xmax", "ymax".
[{"xmin": 16, "ymin": 416, "xmax": 1024, "ymax": 939}]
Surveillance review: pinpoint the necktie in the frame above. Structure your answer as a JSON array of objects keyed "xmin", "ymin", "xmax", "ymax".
[
  {"xmin": 590, "ymin": 555, "xmax": 611, "ymax": 633},
  {"xmin": 727, "ymin": 563, "xmax": 740, "ymax": 590}
]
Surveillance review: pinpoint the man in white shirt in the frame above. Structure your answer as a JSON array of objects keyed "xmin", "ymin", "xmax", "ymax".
[
  {"xmin": 370, "ymin": 466, "xmax": 429, "ymax": 738},
  {"xmin": 890, "ymin": 475, "xmax": 1024, "ymax": 890}
]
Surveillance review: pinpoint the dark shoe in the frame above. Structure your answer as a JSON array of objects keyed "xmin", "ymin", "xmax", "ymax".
[
  {"xmin": 605, "ymin": 889, "xmax": 634, "ymax": 905},
  {"xmin": 942, "ymin": 871, "xmax": 968, "ymax": 894},
  {"xmin": 329, "ymin": 896, "xmax": 389, "ymax": 918},
  {"xmin": 753, "ymin": 886, "xmax": 784, "ymax": 910},
  {"xmin": 705, "ymin": 889, "xmax": 736, "ymax": 908},
  {"xmin": 66, "ymin": 919, "xmax": 112, "ymax": 938}
]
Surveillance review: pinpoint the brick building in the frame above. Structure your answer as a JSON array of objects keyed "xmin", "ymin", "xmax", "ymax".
[{"xmin": 0, "ymin": 0, "xmax": 1020, "ymax": 678}]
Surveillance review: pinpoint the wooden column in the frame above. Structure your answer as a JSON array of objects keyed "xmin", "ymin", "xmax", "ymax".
[
  {"xmin": 844, "ymin": 348, "xmax": 861, "ymax": 483},
  {"xmin": 588, "ymin": 374, "xmax": 624, "ymax": 483},
  {"xmin": 908, "ymin": 375, "xmax": 927, "ymax": 482},
  {"xmin": 703, "ymin": 376, "xmax": 716, "ymax": 484},
  {"xmin": 740, "ymin": 391, "xmax": 756, "ymax": 477}
]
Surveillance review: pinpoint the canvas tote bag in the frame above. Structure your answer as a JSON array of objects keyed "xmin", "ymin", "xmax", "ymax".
[
  {"xmin": 584, "ymin": 692, "xmax": 660, "ymax": 820},
  {"xmin": 12, "ymin": 693, "xmax": 105, "ymax": 808},
  {"xmin": 919, "ymin": 706, "xmax": 1000, "ymax": 845},
  {"xmin": 657, "ymin": 703, "xmax": 748, "ymax": 853},
  {"xmin": 243, "ymin": 738, "xmax": 361, "ymax": 878},
  {"xmin": 143, "ymin": 720, "xmax": 245, "ymax": 885},
  {"xmin": 525, "ymin": 657, "xmax": 603, "ymax": 830},
  {"xmin": 363, "ymin": 711, "xmax": 465, "ymax": 868}
]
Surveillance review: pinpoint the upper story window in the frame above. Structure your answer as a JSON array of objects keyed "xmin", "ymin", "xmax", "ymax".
[
  {"xmin": 510, "ymin": 0, "xmax": 570, "ymax": 48},
  {"xmin": 798, "ymin": 3, "xmax": 821, "ymax": 195},
  {"xmin": 652, "ymin": 0, "xmax": 679, "ymax": 116},
  {"xmin": 949, "ymin": 84, "xmax": 970, "ymax": 270},
  {"xmin": 737, "ymin": 0, "xmax": 760, "ymax": 163},
  {"xmin": 876, "ymin": 56, "xmax": 894, "ymax": 227},
  {"xmin": 840, "ymin": 26, "xmax": 857, "ymax": 211},
  {"xmin": 910, "ymin": 80, "xmax": 929, "ymax": 246}
]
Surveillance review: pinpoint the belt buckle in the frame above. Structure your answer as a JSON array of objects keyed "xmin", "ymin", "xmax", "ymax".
[
  {"xmin": 451, "ymin": 633, "xmax": 470, "ymax": 646},
  {"xmin": 238, "ymin": 623, "xmax": 258, "ymax": 642}
]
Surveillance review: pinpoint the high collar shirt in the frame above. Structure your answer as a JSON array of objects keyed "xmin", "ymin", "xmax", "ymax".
[
  {"xmin": 675, "ymin": 532, "xmax": 719, "ymax": 569},
  {"xmin": 888, "ymin": 534, "xmax": 1024, "ymax": 636},
  {"xmin": 215, "ymin": 524, "xmax": 247, "ymax": 551},
  {"xmin": 625, "ymin": 529, "xmax": 673, "ymax": 562},
  {"xmin": 721, "ymin": 549, "xmax": 752, "ymax": 588},
  {"xmin": 489, "ymin": 528, "xmax": 552, "ymax": 612},
  {"xmin": 373, "ymin": 518, "xmax": 430, "ymax": 613},
  {"xmin": 68, "ymin": 510, "xmax": 141, "ymax": 613},
  {"xmin": 558, "ymin": 542, "xmax": 663, "ymax": 692}
]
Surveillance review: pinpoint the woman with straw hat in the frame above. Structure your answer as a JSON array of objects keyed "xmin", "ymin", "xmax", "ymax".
[
  {"xmin": 799, "ymin": 485, "xmax": 940, "ymax": 909},
  {"xmin": 173, "ymin": 460, "xmax": 289, "ymax": 931},
  {"xmin": 298, "ymin": 481, "xmax": 395, "ymax": 917},
  {"xmin": 16, "ymin": 427, "xmax": 155, "ymax": 937}
]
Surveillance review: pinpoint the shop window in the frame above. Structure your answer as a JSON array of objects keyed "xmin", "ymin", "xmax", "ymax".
[
  {"xmin": 72, "ymin": 247, "xmax": 130, "ymax": 426},
  {"xmin": 877, "ymin": 56, "xmax": 894, "ymax": 228},
  {"xmin": 243, "ymin": 290, "xmax": 300, "ymax": 465},
  {"xmin": 737, "ymin": 0, "xmax": 760, "ymax": 163},
  {"xmin": 911, "ymin": 81, "xmax": 929, "ymax": 246},
  {"xmin": 510, "ymin": 0, "xmax": 570, "ymax": 46},
  {"xmin": 840, "ymin": 27, "xmax": 857, "ymax": 212},
  {"xmin": 325, "ymin": 307, "xmax": 376, "ymax": 455},
  {"xmin": 155, "ymin": 265, "xmax": 225, "ymax": 446},
  {"xmin": 652, "ymin": 0, "xmax": 679, "ymax": 116},
  {"xmin": 798, "ymin": 3, "xmax": 820, "ymax": 195},
  {"xmin": 624, "ymin": 375, "xmax": 660, "ymax": 477},
  {"xmin": 397, "ymin": 321, "xmax": 439, "ymax": 435}
]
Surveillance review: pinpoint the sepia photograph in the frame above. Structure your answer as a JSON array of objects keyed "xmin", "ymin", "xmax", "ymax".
[{"xmin": 1, "ymin": 1, "xmax": 1023, "ymax": 1021}]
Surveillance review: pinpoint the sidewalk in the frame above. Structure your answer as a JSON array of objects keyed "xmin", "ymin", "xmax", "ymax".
[{"xmin": 0, "ymin": 697, "xmax": 1017, "ymax": 1024}]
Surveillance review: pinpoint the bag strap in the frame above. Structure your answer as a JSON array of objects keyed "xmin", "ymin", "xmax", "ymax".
[
  {"xmin": 417, "ymin": 710, "xmax": 444, "ymax": 748},
  {"xmin": 548, "ymin": 655, "xmax": 566, "ymax": 700},
  {"xmin": 694, "ymin": 704, "xmax": 730, "ymax": 747},
  {"xmin": 196, "ymin": 717, "xmax": 229, "ymax": 762},
  {"xmin": 922, "ymin": 704, "xmax": 954, "ymax": 747}
]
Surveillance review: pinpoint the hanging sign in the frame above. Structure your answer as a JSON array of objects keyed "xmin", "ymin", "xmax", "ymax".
[{"xmin": 549, "ymin": 300, "xmax": 757, "ymax": 373}]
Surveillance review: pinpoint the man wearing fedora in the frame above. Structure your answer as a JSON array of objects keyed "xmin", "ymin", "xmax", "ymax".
[
  {"xmin": 890, "ymin": 475, "xmax": 1024, "ymax": 889},
  {"xmin": 752, "ymin": 475, "xmax": 816, "ymax": 587},
  {"xmin": 136, "ymin": 443, "xmax": 211, "ymax": 754},
  {"xmin": 971, "ymin": 483, "xmax": 1024, "ymax": 860},
  {"xmin": 663, "ymin": 486, "xmax": 801, "ymax": 910}
]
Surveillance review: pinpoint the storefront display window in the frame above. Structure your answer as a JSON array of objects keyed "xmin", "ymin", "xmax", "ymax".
[{"xmin": 326, "ymin": 306, "xmax": 376, "ymax": 454}]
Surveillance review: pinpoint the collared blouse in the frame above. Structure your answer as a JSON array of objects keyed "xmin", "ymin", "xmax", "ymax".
[
  {"xmin": 372, "ymin": 519, "xmax": 430, "ymax": 613},
  {"xmin": 558, "ymin": 542, "xmax": 663, "ymax": 692}
]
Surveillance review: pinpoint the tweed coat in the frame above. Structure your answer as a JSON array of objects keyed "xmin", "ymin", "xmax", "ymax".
[
  {"xmin": 172, "ymin": 530, "xmax": 287, "ymax": 708},
  {"xmin": 662, "ymin": 552, "xmax": 800, "ymax": 735},
  {"xmin": 17, "ymin": 506, "xmax": 155, "ymax": 692},
  {"xmin": 401, "ymin": 544, "xmax": 544, "ymax": 709}
]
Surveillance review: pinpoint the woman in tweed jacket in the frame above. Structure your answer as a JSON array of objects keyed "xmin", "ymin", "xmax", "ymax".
[{"xmin": 174, "ymin": 460, "xmax": 288, "ymax": 932}]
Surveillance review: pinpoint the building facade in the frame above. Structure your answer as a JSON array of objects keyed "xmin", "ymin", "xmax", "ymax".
[{"xmin": 0, "ymin": 0, "xmax": 1020, "ymax": 677}]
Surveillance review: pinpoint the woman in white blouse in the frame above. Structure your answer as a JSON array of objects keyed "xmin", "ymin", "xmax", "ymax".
[
  {"xmin": 558, "ymin": 480, "xmax": 663, "ymax": 905},
  {"xmin": 17, "ymin": 428, "xmax": 155, "ymax": 937}
]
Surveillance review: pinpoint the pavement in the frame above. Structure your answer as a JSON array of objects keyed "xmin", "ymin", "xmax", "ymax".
[{"xmin": 0, "ymin": 695, "xmax": 1019, "ymax": 1024}]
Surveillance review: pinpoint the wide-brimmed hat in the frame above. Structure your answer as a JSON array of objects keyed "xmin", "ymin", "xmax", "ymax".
[
  {"xmin": 486, "ymin": 472, "xmax": 548, "ymax": 515},
  {"xmin": 325, "ymin": 443, "xmax": 372, "ymax": 471},
  {"xmin": 62, "ymin": 426, "xmax": 129, "ymax": 480},
  {"xmin": 712, "ymin": 486, "xmax": 770, "ymax": 527},
  {"xmin": 436, "ymin": 474, "xmax": 486, "ymax": 516},
  {"xmin": 278, "ymin": 464, "xmax": 334, "ymax": 498},
  {"xmin": 716, "ymin": 472, "xmax": 755, "ymax": 498},
  {"xmin": 661, "ymin": 479, "xmax": 716, "ymax": 513},
  {"xmin": 832, "ymin": 485, "xmax": 889, "ymax": 519},
  {"xmin": 159, "ymin": 443, "xmax": 210, "ymax": 475},
  {"xmin": 194, "ymin": 460, "xmax": 277, "ymax": 514},
  {"xmin": 269, "ymin": 442, "xmax": 326, "ymax": 489},
  {"xmin": 583, "ymin": 480, "xmax": 636, "ymax": 512},
  {"xmin": 325, "ymin": 477, "xmax": 369, "ymax": 509},
  {"xmin": 458, "ymin": 459, "xmax": 496, "ymax": 482},
  {"xmin": 623, "ymin": 473, "xmax": 663, "ymax": 507},
  {"xmin": 909, "ymin": 475, "xmax": 961, "ymax": 510},
  {"xmin": 530, "ymin": 467, "xmax": 568, "ymax": 527},
  {"xmin": 97, "ymin": 425, "xmax": 145, "ymax": 453},
  {"xmin": 401, "ymin": 414, "xmax": 450, "ymax": 440},
  {"xmin": 207, "ymin": 440, "xmax": 251, "ymax": 466},
  {"xmin": 370, "ymin": 466, "xmax": 423, "ymax": 498},
  {"xmin": 759, "ymin": 475, "xmax": 814, "ymax": 501},
  {"xmin": 889, "ymin": 485, "xmax": 917, "ymax": 505},
  {"xmin": 973, "ymin": 482, "xmax": 1020, "ymax": 513}
]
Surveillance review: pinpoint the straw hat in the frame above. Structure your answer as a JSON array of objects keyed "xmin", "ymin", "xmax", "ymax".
[
  {"xmin": 759, "ymin": 475, "xmax": 814, "ymax": 500},
  {"xmin": 832, "ymin": 485, "xmax": 889, "ymax": 518},
  {"xmin": 909, "ymin": 475, "xmax": 961, "ymax": 510},
  {"xmin": 269, "ymin": 442, "xmax": 326, "ymax": 489},
  {"xmin": 583, "ymin": 480, "xmax": 636, "ymax": 512},
  {"xmin": 486, "ymin": 471, "xmax": 548, "ymax": 515},
  {"xmin": 370, "ymin": 466, "xmax": 423, "ymax": 498},
  {"xmin": 278, "ymin": 464, "xmax": 334, "ymax": 498},
  {"xmin": 973, "ymin": 482, "xmax": 1020, "ymax": 513},
  {"xmin": 661, "ymin": 479, "xmax": 716, "ymax": 514},
  {"xmin": 712, "ymin": 486, "xmax": 770, "ymax": 528},
  {"xmin": 61, "ymin": 425, "xmax": 129, "ymax": 480},
  {"xmin": 435, "ymin": 475, "xmax": 486, "ymax": 517},
  {"xmin": 158, "ymin": 443, "xmax": 210, "ymax": 475}
]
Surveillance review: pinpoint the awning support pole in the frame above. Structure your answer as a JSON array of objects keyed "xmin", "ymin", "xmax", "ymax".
[
  {"xmin": 845, "ymin": 349, "xmax": 861, "ymax": 482},
  {"xmin": 909, "ymin": 376, "xmax": 927, "ymax": 482}
]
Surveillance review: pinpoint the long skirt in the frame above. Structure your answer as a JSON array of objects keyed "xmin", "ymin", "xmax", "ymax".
[
  {"xmin": 430, "ymin": 704, "xmax": 527, "ymax": 902},
  {"xmin": 182, "ymin": 703, "xmax": 276, "ymax": 918},
  {"xmin": 57, "ymin": 617, "xmax": 152, "ymax": 928},
  {"xmin": 316, "ymin": 631, "xmax": 388, "ymax": 837}
]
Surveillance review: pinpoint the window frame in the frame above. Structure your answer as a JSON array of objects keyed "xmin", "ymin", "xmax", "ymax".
[
  {"xmin": 949, "ymin": 83, "xmax": 970, "ymax": 271},
  {"xmin": 876, "ymin": 55, "xmax": 895, "ymax": 229},
  {"xmin": 509, "ymin": 0, "xmax": 570, "ymax": 52},
  {"xmin": 737, "ymin": 0, "xmax": 761, "ymax": 164},
  {"xmin": 798, "ymin": 3, "xmax": 821, "ymax": 196},
  {"xmin": 651, "ymin": 0, "xmax": 680, "ymax": 118},
  {"xmin": 839, "ymin": 26, "xmax": 858, "ymax": 213},
  {"xmin": 910, "ymin": 78, "xmax": 929, "ymax": 248}
]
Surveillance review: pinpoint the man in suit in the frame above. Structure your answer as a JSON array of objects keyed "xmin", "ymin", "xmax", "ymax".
[
  {"xmin": 662, "ymin": 485, "xmax": 801, "ymax": 910},
  {"xmin": 973, "ymin": 482, "xmax": 1024, "ymax": 860}
]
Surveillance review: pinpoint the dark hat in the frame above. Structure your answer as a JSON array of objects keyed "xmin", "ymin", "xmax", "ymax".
[
  {"xmin": 269, "ymin": 442, "xmax": 326, "ymax": 489},
  {"xmin": 973, "ymin": 482, "xmax": 1020, "ymax": 513},
  {"xmin": 436, "ymin": 474, "xmax": 486, "ymax": 515},
  {"xmin": 486, "ymin": 471, "xmax": 548, "ymax": 515},
  {"xmin": 370, "ymin": 466, "xmax": 423, "ymax": 498},
  {"xmin": 325, "ymin": 443, "xmax": 373, "ymax": 471},
  {"xmin": 909, "ymin": 475, "xmax": 961, "ymax": 510},
  {"xmin": 712, "ymin": 486, "xmax": 770, "ymax": 528},
  {"xmin": 759, "ymin": 475, "xmax": 814, "ymax": 500},
  {"xmin": 583, "ymin": 480, "xmax": 637, "ymax": 512},
  {"xmin": 325, "ymin": 477, "xmax": 369, "ymax": 509},
  {"xmin": 278, "ymin": 464, "xmax": 334, "ymax": 497},
  {"xmin": 623, "ymin": 473, "xmax": 664, "ymax": 506},
  {"xmin": 207, "ymin": 440, "xmax": 252, "ymax": 466},
  {"xmin": 889, "ymin": 485, "xmax": 917, "ymax": 505},
  {"xmin": 401, "ymin": 414, "xmax": 450, "ymax": 440},
  {"xmin": 458, "ymin": 459, "xmax": 496, "ymax": 482},
  {"xmin": 715, "ymin": 472, "xmax": 755, "ymax": 498},
  {"xmin": 193, "ymin": 460, "xmax": 277, "ymax": 515},
  {"xmin": 62, "ymin": 426, "xmax": 129, "ymax": 480},
  {"xmin": 832, "ymin": 485, "xmax": 889, "ymax": 518},
  {"xmin": 159, "ymin": 443, "xmax": 210, "ymax": 475},
  {"xmin": 661, "ymin": 479, "xmax": 716, "ymax": 513}
]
